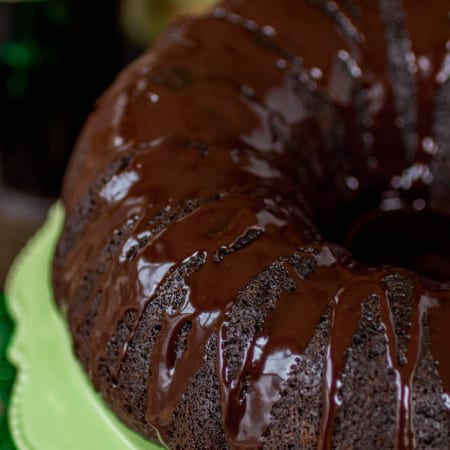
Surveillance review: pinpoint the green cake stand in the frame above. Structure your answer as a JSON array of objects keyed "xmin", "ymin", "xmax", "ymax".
[{"xmin": 5, "ymin": 204, "xmax": 161, "ymax": 450}]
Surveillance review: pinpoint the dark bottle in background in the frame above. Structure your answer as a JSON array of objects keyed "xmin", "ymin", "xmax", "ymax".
[
  {"xmin": 0, "ymin": 0, "xmax": 69, "ymax": 196},
  {"xmin": 0, "ymin": 0, "xmax": 124, "ymax": 197}
]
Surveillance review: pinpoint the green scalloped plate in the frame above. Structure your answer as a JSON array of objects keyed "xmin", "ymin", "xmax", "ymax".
[{"xmin": 5, "ymin": 203, "xmax": 161, "ymax": 450}]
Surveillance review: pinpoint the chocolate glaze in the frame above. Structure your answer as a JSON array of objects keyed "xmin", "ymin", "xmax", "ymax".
[{"xmin": 53, "ymin": 1, "xmax": 450, "ymax": 449}]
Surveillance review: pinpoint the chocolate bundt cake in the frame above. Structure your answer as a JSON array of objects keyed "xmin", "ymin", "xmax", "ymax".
[{"xmin": 53, "ymin": 0, "xmax": 450, "ymax": 448}]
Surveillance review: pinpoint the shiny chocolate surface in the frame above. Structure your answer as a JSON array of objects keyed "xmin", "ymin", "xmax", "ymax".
[{"xmin": 54, "ymin": 1, "xmax": 450, "ymax": 448}]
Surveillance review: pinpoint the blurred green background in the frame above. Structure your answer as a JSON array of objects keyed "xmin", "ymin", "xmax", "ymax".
[{"xmin": 0, "ymin": 293, "xmax": 14, "ymax": 449}]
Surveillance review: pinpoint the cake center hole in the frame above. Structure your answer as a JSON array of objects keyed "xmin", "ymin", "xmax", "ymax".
[{"xmin": 344, "ymin": 209, "xmax": 450, "ymax": 282}]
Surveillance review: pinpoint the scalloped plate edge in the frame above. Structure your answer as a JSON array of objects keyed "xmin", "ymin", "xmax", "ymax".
[{"xmin": 5, "ymin": 203, "xmax": 159, "ymax": 450}]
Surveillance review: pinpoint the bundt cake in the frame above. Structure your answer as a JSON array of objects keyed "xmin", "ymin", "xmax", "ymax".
[{"xmin": 53, "ymin": 0, "xmax": 450, "ymax": 448}]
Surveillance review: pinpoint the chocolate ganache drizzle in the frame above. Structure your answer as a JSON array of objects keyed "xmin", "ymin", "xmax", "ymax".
[{"xmin": 53, "ymin": 0, "xmax": 450, "ymax": 448}]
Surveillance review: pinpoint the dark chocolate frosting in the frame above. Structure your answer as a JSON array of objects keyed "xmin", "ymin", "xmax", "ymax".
[{"xmin": 53, "ymin": 0, "xmax": 450, "ymax": 448}]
